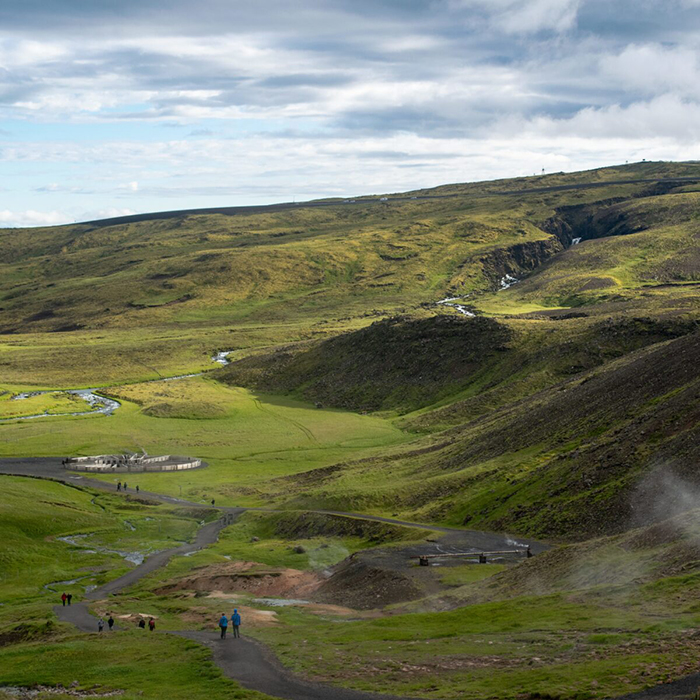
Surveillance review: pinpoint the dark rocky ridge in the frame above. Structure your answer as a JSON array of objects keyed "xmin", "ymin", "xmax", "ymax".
[{"xmin": 219, "ymin": 315, "xmax": 512, "ymax": 413}]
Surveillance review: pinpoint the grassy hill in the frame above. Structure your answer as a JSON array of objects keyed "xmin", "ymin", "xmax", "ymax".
[
  {"xmin": 1, "ymin": 161, "xmax": 699, "ymax": 536},
  {"xmin": 2, "ymin": 161, "xmax": 700, "ymax": 699},
  {"xmin": 248, "ymin": 327, "xmax": 699, "ymax": 540},
  {"xmin": 2, "ymin": 161, "xmax": 699, "ymax": 387},
  {"xmin": 219, "ymin": 315, "xmax": 513, "ymax": 412}
]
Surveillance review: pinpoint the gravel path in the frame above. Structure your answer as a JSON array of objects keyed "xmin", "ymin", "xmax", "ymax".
[
  {"xmin": 45, "ymin": 497, "xmax": 417, "ymax": 699},
  {"xmin": 0, "ymin": 457, "xmax": 547, "ymax": 552},
  {"xmin": 0, "ymin": 457, "xmax": 692, "ymax": 699}
]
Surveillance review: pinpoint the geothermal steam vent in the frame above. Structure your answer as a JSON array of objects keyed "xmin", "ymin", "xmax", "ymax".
[{"xmin": 64, "ymin": 452, "xmax": 204, "ymax": 473}]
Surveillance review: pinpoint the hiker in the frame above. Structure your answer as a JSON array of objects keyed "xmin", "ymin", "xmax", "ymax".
[
  {"xmin": 67, "ymin": 593, "xmax": 72, "ymax": 605},
  {"xmin": 148, "ymin": 617, "xmax": 155, "ymax": 631},
  {"xmin": 108, "ymin": 615, "xmax": 115, "ymax": 630},
  {"xmin": 211, "ymin": 499, "xmax": 215, "ymax": 506},
  {"xmin": 218, "ymin": 613, "xmax": 228, "ymax": 639},
  {"xmin": 136, "ymin": 485, "xmax": 139, "ymax": 493},
  {"xmin": 98, "ymin": 618, "xmax": 105, "ymax": 633},
  {"xmin": 61, "ymin": 593, "xmax": 67, "ymax": 607},
  {"xmin": 124, "ymin": 482, "xmax": 128, "ymax": 490},
  {"xmin": 117, "ymin": 482, "xmax": 121, "ymax": 491},
  {"xmin": 138, "ymin": 619, "xmax": 145, "ymax": 629},
  {"xmin": 231, "ymin": 609, "xmax": 241, "ymax": 638}
]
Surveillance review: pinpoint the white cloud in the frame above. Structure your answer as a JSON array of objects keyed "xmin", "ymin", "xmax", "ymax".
[
  {"xmin": 600, "ymin": 44, "xmax": 700, "ymax": 97},
  {"xmin": 524, "ymin": 94, "xmax": 700, "ymax": 141},
  {"xmin": 497, "ymin": 0, "xmax": 581, "ymax": 34},
  {"xmin": 451, "ymin": 0, "xmax": 581, "ymax": 33},
  {"xmin": 0, "ymin": 38, "xmax": 68, "ymax": 67},
  {"xmin": 80, "ymin": 207, "xmax": 136, "ymax": 220},
  {"xmin": 0, "ymin": 0, "xmax": 699, "ymax": 220},
  {"xmin": 0, "ymin": 209, "xmax": 68, "ymax": 227}
]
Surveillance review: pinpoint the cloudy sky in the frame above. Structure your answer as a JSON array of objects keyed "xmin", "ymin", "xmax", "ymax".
[{"xmin": 1, "ymin": 0, "xmax": 700, "ymax": 226}]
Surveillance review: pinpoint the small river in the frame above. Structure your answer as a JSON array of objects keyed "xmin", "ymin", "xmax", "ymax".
[
  {"xmin": 1, "ymin": 350, "xmax": 234, "ymax": 423},
  {"xmin": 436, "ymin": 296, "xmax": 475, "ymax": 316},
  {"xmin": 56, "ymin": 533, "xmax": 147, "ymax": 566}
]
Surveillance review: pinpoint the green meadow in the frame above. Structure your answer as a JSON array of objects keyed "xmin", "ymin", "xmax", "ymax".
[
  {"xmin": 0, "ymin": 390, "xmax": 92, "ymax": 420},
  {"xmin": 0, "ymin": 376, "xmax": 409, "ymax": 506},
  {"xmin": 0, "ymin": 475, "xmax": 201, "ymax": 636},
  {"xmin": 0, "ymin": 633, "xmax": 267, "ymax": 700}
]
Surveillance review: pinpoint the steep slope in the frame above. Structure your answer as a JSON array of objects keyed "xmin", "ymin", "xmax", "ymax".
[
  {"xmin": 472, "ymin": 191, "xmax": 700, "ymax": 317},
  {"xmin": 460, "ymin": 508, "xmax": 700, "ymax": 605},
  {"xmin": 219, "ymin": 313, "xmax": 696, "ymax": 415},
  {"xmin": 260, "ymin": 330, "xmax": 700, "ymax": 541},
  {"xmin": 219, "ymin": 315, "xmax": 512, "ymax": 412},
  {"xmin": 0, "ymin": 165, "xmax": 696, "ymax": 336}
]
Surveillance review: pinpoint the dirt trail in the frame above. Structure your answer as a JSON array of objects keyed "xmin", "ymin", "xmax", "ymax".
[
  {"xmin": 49, "ymin": 509, "xmax": 417, "ymax": 700},
  {"xmin": 0, "ymin": 458, "xmax": 546, "ymax": 552},
  {"xmin": 0, "ymin": 457, "xmax": 691, "ymax": 700}
]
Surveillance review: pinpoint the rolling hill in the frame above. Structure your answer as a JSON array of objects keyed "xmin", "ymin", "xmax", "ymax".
[{"xmin": 2, "ymin": 161, "xmax": 700, "ymax": 700}]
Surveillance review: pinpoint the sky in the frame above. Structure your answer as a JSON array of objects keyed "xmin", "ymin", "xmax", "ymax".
[{"xmin": 2, "ymin": 0, "xmax": 700, "ymax": 226}]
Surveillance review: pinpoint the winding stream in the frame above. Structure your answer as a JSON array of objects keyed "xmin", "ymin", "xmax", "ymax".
[
  {"xmin": 57, "ymin": 533, "xmax": 148, "ymax": 566},
  {"xmin": 499, "ymin": 274, "xmax": 519, "ymax": 290},
  {"xmin": 436, "ymin": 296, "xmax": 475, "ymax": 317},
  {"xmin": 1, "ymin": 390, "xmax": 120, "ymax": 424},
  {"xmin": 1, "ymin": 350, "xmax": 234, "ymax": 423}
]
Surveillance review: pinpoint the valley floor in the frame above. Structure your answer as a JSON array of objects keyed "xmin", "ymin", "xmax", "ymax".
[{"xmin": 2, "ymin": 460, "xmax": 700, "ymax": 700}]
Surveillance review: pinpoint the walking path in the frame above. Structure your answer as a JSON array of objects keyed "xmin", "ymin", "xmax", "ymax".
[
  {"xmin": 0, "ymin": 457, "xmax": 548, "ymax": 553},
  {"xmin": 1, "ymin": 457, "xmax": 693, "ymax": 699},
  {"xmin": 50, "ymin": 507, "xmax": 417, "ymax": 700}
]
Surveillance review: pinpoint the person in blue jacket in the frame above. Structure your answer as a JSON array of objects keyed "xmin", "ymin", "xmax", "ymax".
[
  {"xmin": 218, "ymin": 613, "xmax": 228, "ymax": 639},
  {"xmin": 231, "ymin": 609, "xmax": 241, "ymax": 638}
]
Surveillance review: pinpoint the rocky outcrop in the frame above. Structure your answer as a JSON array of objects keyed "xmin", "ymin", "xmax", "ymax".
[
  {"xmin": 540, "ymin": 199, "xmax": 645, "ymax": 245},
  {"xmin": 476, "ymin": 237, "xmax": 564, "ymax": 289}
]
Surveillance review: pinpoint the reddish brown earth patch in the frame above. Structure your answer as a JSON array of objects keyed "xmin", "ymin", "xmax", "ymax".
[
  {"xmin": 154, "ymin": 561, "xmax": 323, "ymax": 599},
  {"xmin": 180, "ymin": 601, "xmax": 279, "ymax": 627}
]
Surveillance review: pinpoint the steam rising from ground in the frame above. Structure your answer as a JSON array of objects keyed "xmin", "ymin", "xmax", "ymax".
[
  {"xmin": 307, "ymin": 542, "xmax": 350, "ymax": 573},
  {"xmin": 631, "ymin": 464, "xmax": 700, "ymax": 529},
  {"xmin": 472, "ymin": 465, "xmax": 700, "ymax": 601}
]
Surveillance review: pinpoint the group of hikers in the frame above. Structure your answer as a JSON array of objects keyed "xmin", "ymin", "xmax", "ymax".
[
  {"xmin": 218, "ymin": 610, "xmax": 242, "ymax": 639},
  {"xmin": 116, "ymin": 481, "xmax": 139, "ymax": 493},
  {"xmin": 93, "ymin": 612, "xmax": 241, "ymax": 636},
  {"xmin": 68, "ymin": 591, "xmax": 241, "ymax": 638},
  {"xmin": 97, "ymin": 615, "xmax": 156, "ymax": 632}
]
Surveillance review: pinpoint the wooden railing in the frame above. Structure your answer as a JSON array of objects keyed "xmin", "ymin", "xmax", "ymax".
[{"xmin": 411, "ymin": 548, "xmax": 532, "ymax": 566}]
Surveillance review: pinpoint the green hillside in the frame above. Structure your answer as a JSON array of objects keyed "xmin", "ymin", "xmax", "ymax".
[
  {"xmin": 254, "ymin": 328, "xmax": 699, "ymax": 540},
  {"xmin": 2, "ymin": 161, "xmax": 700, "ymax": 700},
  {"xmin": 2, "ymin": 161, "xmax": 699, "ymax": 535},
  {"xmin": 2, "ymin": 161, "xmax": 699, "ymax": 387}
]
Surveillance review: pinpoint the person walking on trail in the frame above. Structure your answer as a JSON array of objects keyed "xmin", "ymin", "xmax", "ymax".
[
  {"xmin": 138, "ymin": 619, "xmax": 145, "ymax": 629},
  {"xmin": 98, "ymin": 618, "xmax": 105, "ymax": 633},
  {"xmin": 231, "ymin": 609, "xmax": 241, "ymax": 638},
  {"xmin": 148, "ymin": 617, "xmax": 155, "ymax": 631},
  {"xmin": 61, "ymin": 593, "xmax": 67, "ymax": 606},
  {"xmin": 218, "ymin": 613, "xmax": 228, "ymax": 639},
  {"xmin": 211, "ymin": 499, "xmax": 215, "ymax": 506},
  {"xmin": 108, "ymin": 615, "xmax": 115, "ymax": 631},
  {"xmin": 117, "ymin": 482, "xmax": 121, "ymax": 491},
  {"xmin": 123, "ymin": 482, "xmax": 128, "ymax": 490},
  {"xmin": 67, "ymin": 593, "xmax": 72, "ymax": 605},
  {"xmin": 136, "ymin": 485, "xmax": 139, "ymax": 493}
]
